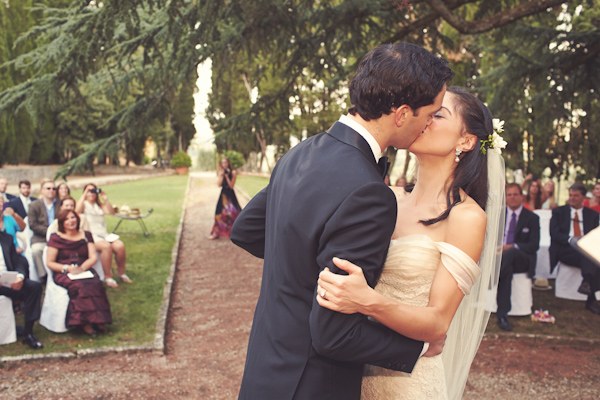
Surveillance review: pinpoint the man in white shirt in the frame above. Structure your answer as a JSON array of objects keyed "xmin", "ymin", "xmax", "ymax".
[
  {"xmin": 9, "ymin": 180, "xmax": 37, "ymax": 219},
  {"xmin": 550, "ymin": 182, "xmax": 600, "ymax": 315}
]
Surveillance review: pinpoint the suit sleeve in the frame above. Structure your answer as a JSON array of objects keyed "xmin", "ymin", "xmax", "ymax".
[
  {"xmin": 516, "ymin": 213, "xmax": 540, "ymax": 255},
  {"xmin": 28, "ymin": 204, "xmax": 47, "ymax": 238},
  {"xmin": 309, "ymin": 182, "xmax": 423, "ymax": 373},
  {"xmin": 8, "ymin": 198, "xmax": 23, "ymax": 219},
  {"xmin": 550, "ymin": 208, "xmax": 569, "ymax": 245},
  {"xmin": 230, "ymin": 187, "xmax": 267, "ymax": 259},
  {"xmin": 9, "ymin": 240, "xmax": 29, "ymax": 277}
]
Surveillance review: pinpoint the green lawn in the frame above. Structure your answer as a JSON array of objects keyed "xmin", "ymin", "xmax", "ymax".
[
  {"xmin": 236, "ymin": 175, "xmax": 269, "ymax": 198},
  {"xmin": 2, "ymin": 175, "xmax": 188, "ymax": 357}
]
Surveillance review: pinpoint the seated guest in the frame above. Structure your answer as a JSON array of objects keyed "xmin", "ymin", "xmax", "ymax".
[
  {"xmin": 523, "ymin": 178, "xmax": 543, "ymax": 210},
  {"xmin": 0, "ymin": 228, "xmax": 43, "ymax": 349},
  {"xmin": 541, "ymin": 180, "xmax": 558, "ymax": 210},
  {"xmin": 56, "ymin": 182, "xmax": 71, "ymax": 209},
  {"xmin": 47, "ymin": 196, "xmax": 91, "ymax": 239},
  {"xmin": 583, "ymin": 182, "xmax": 600, "ymax": 213},
  {"xmin": 46, "ymin": 210, "xmax": 112, "ymax": 335},
  {"xmin": 9, "ymin": 180, "xmax": 37, "ymax": 219},
  {"xmin": 0, "ymin": 196, "xmax": 26, "ymax": 254},
  {"xmin": 75, "ymin": 184, "xmax": 131, "ymax": 288},
  {"xmin": 0, "ymin": 177, "xmax": 16, "ymax": 202},
  {"xmin": 28, "ymin": 179, "xmax": 57, "ymax": 280},
  {"xmin": 550, "ymin": 182, "xmax": 600, "ymax": 315},
  {"xmin": 497, "ymin": 183, "xmax": 540, "ymax": 331},
  {"xmin": 395, "ymin": 176, "xmax": 407, "ymax": 188}
]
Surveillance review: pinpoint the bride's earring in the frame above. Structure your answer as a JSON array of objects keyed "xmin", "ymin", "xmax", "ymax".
[{"xmin": 455, "ymin": 148, "xmax": 462, "ymax": 163}]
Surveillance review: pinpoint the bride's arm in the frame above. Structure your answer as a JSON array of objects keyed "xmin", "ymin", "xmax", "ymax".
[{"xmin": 317, "ymin": 205, "xmax": 486, "ymax": 343}]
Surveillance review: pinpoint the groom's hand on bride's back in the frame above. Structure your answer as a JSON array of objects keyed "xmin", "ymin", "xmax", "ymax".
[{"xmin": 422, "ymin": 335, "xmax": 446, "ymax": 357}]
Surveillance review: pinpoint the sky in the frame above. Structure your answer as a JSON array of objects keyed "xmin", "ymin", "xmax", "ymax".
[{"xmin": 191, "ymin": 59, "xmax": 214, "ymax": 150}]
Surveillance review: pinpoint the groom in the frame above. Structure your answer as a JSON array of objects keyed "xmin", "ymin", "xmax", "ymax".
[{"xmin": 231, "ymin": 43, "xmax": 454, "ymax": 399}]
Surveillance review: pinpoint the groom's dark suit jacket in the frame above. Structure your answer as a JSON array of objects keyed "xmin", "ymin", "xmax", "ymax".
[{"xmin": 231, "ymin": 122, "xmax": 423, "ymax": 400}]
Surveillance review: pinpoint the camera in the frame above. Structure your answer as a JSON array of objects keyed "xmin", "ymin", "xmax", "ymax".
[{"xmin": 91, "ymin": 188, "xmax": 102, "ymax": 194}]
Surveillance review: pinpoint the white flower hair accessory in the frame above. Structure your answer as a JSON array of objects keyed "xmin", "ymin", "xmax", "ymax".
[{"xmin": 480, "ymin": 118, "xmax": 507, "ymax": 155}]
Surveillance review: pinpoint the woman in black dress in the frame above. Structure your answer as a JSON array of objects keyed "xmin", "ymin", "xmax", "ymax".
[
  {"xmin": 208, "ymin": 156, "xmax": 242, "ymax": 239},
  {"xmin": 47, "ymin": 210, "xmax": 112, "ymax": 335}
]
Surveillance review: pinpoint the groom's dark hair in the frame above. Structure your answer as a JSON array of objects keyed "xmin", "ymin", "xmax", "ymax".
[{"xmin": 348, "ymin": 42, "xmax": 454, "ymax": 121}]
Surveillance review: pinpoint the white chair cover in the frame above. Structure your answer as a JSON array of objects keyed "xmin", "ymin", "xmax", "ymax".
[
  {"xmin": 39, "ymin": 246, "xmax": 69, "ymax": 333},
  {"xmin": 39, "ymin": 246, "xmax": 106, "ymax": 333},
  {"xmin": 22, "ymin": 217, "xmax": 40, "ymax": 282},
  {"xmin": 533, "ymin": 210, "xmax": 557, "ymax": 279},
  {"xmin": 485, "ymin": 272, "xmax": 533, "ymax": 316},
  {"xmin": 0, "ymin": 295, "xmax": 17, "ymax": 345},
  {"xmin": 555, "ymin": 262, "xmax": 590, "ymax": 301}
]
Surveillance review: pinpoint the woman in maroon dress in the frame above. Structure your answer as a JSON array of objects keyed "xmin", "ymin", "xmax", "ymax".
[{"xmin": 47, "ymin": 210, "xmax": 112, "ymax": 335}]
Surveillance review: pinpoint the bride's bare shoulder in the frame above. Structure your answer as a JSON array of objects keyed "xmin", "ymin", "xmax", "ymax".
[
  {"xmin": 444, "ymin": 198, "xmax": 487, "ymax": 261},
  {"xmin": 449, "ymin": 196, "xmax": 487, "ymax": 226}
]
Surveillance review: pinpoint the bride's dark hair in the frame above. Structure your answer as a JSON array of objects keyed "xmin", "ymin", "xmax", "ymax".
[{"xmin": 418, "ymin": 86, "xmax": 492, "ymax": 225}]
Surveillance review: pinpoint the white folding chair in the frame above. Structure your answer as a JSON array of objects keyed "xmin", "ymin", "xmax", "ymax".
[
  {"xmin": 0, "ymin": 295, "xmax": 17, "ymax": 345},
  {"xmin": 39, "ymin": 247, "xmax": 106, "ymax": 333},
  {"xmin": 39, "ymin": 246, "xmax": 69, "ymax": 333},
  {"xmin": 485, "ymin": 273, "xmax": 533, "ymax": 316},
  {"xmin": 22, "ymin": 217, "xmax": 39, "ymax": 282},
  {"xmin": 555, "ymin": 262, "xmax": 590, "ymax": 301}
]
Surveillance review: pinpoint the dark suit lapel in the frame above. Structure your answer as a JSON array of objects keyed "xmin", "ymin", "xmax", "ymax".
[
  {"xmin": 582, "ymin": 208, "xmax": 598, "ymax": 234},
  {"xmin": 327, "ymin": 121, "xmax": 379, "ymax": 172},
  {"xmin": 561, "ymin": 206, "xmax": 571, "ymax": 233},
  {"xmin": 515, "ymin": 210, "xmax": 528, "ymax": 233},
  {"xmin": 0, "ymin": 234, "xmax": 13, "ymax": 271}
]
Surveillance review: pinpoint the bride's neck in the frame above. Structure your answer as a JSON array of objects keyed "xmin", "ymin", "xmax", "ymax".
[{"xmin": 411, "ymin": 156, "xmax": 455, "ymax": 205}]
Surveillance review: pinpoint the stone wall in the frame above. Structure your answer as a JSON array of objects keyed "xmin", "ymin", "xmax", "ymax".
[{"xmin": 0, "ymin": 166, "xmax": 59, "ymax": 185}]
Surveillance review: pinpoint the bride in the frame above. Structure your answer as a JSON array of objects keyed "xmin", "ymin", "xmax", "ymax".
[{"xmin": 317, "ymin": 86, "xmax": 506, "ymax": 400}]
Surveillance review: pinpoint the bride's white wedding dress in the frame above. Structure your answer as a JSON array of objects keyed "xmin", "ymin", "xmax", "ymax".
[{"xmin": 361, "ymin": 235, "xmax": 480, "ymax": 400}]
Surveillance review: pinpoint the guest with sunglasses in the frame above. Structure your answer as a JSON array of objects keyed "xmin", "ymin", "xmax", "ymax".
[{"xmin": 28, "ymin": 179, "xmax": 57, "ymax": 281}]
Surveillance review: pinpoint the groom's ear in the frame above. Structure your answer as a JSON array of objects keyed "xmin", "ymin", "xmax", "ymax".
[{"xmin": 394, "ymin": 105, "xmax": 411, "ymax": 126}]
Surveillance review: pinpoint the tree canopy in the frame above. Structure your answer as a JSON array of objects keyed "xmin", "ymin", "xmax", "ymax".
[{"xmin": 2, "ymin": 0, "xmax": 599, "ymax": 181}]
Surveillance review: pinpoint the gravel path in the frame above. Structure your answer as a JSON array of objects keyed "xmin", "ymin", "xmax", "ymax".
[{"xmin": 1, "ymin": 173, "xmax": 599, "ymax": 399}]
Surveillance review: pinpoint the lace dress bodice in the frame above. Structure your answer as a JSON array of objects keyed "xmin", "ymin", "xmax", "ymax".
[{"xmin": 362, "ymin": 235, "xmax": 480, "ymax": 400}]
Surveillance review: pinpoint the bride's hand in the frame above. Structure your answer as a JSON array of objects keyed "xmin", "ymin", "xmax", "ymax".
[{"xmin": 316, "ymin": 257, "xmax": 375, "ymax": 315}]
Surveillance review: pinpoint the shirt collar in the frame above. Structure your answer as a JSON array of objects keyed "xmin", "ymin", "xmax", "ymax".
[
  {"xmin": 20, "ymin": 194, "xmax": 30, "ymax": 203},
  {"xmin": 507, "ymin": 205, "xmax": 523, "ymax": 218},
  {"xmin": 43, "ymin": 198, "xmax": 56, "ymax": 208},
  {"xmin": 339, "ymin": 115, "xmax": 382, "ymax": 161},
  {"xmin": 570, "ymin": 206, "xmax": 583, "ymax": 216}
]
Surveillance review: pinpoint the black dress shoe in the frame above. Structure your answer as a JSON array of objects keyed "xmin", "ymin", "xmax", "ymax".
[
  {"xmin": 578, "ymin": 282, "xmax": 592, "ymax": 296},
  {"xmin": 498, "ymin": 315, "xmax": 513, "ymax": 331},
  {"xmin": 22, "ymin": 334, "xmax": 44, "ymax": 349},
  {"xmin": 585, "ymin": 301, "xmax": 600, "ymax": 315}
]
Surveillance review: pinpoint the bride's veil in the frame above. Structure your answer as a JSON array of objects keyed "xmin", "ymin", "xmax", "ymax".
[{"xmin": 442, "ymin": 150, "xmax": 505, "ymax": 400}]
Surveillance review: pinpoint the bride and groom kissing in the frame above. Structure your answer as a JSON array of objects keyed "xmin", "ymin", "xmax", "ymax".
[{"xmin": 230, "ymin": 42, "xmax": 506, "ymax": 400}]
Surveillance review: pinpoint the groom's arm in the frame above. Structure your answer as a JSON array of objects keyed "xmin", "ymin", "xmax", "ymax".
[
  {"xmin": 231, "ymin": 187, "xmax": 268, "ymax": 259},
  {"xmin": 309, "ymin": 182, "xmax": 423, "ymax": 373}
]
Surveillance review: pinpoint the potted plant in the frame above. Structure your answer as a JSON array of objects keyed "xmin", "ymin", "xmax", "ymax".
[{"xmin": 172, "ymin": 151, "xmax": 192, "ymax": 175}]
